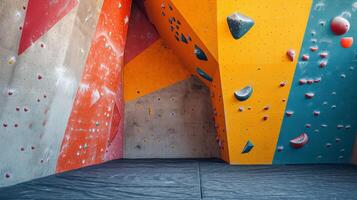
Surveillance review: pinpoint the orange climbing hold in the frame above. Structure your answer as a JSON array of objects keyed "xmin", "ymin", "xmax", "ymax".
[{"xmin": 341, "ymin": 37, "xmax": 353, "ymax": 48}]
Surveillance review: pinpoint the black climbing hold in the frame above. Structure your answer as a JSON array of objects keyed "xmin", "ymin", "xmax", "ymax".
[
  {"xmin": 196, "ymin": 67, "xmax": 212, "ymax": 82},
  {"xmin": 180, "ymin": 34, "xmax": 188, "ymax": 44},
  {"xmin": 227, "ymin": 12, "xmax": 254, "ymax": 40},
  {"xmin": 234, "ymin": 85, "xmax": 253, "ymax": 101},
  {"xmin": 194, "ymin": 45, "xmax": 208, "ymax": 61}
]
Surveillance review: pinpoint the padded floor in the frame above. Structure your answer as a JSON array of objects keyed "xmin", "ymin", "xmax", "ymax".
[{"xmin": 1, "ymin": 159, "xmax": 357, "ymax": 199}]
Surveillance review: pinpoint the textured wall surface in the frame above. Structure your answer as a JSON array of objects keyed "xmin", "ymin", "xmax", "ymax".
[
  {"xmin": 124, "ymin": 77, "xmax": 219, "ymax": 158},
  {"xmin": 123, "ymin": 2, "xmax": 218, "ymax": 158},
  {"xmin": 144, "ymin": 0, "xmax": 357, "ymax": 164},
  {"xmin": 273, "ymin": 0, "xmax": 357, "ymax": 164},
  {"xmin": 0, "ymin": 0, "xmax": 131, "ymax": 187}
]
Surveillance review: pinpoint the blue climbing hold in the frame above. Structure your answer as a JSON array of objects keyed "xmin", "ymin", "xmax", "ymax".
[
  {"xmin": 227, "ymin": 12, "xmax": 254, "ymax": 40},
  {"xmin": 181, "ymin": 34, "xmax": 188, "ymax": 44},
  {"xmin": 242, "ymin": 140, "xmax": 254, "ymax": 154},
  {"xmin": 196, "ymin": 67, "xmax": 212, "ymax": 82},
  {"xmin": 234, "ymin": 85, "xmax": 253, "ymax": 101},
  {"xmin": 194, "ymin": 45, "xmax": 208, "ymax": 61}
]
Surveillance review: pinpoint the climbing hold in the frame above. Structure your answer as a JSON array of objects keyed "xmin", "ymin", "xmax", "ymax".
[
  {"xmin": 299, "ymin": 79, "xmax": 307, "ymax": 85},
  {"xmin": 238, "ymin": 107, "xmax": 244, "ymax": 112},
  {"xmin": 330, "ymin": 16, "xmax": 350, "ymax": 35},
  {"xmin": 302, "ymin": 54, "xmax": 309, "ymax": 61},
  {"xmin": 227, "ymin": 12, "xmax": 254, "ymax": 40},
  {"xmin": 8, "ymin": 56, "xmax": 16, "ymax": 65},
  {"xmin": 180, "ymin": 34, "xmax": 188, "ymax": 44},
  {"xmin": 337, "ymin": 124, "xmax": 344, "ymax": 129},
  {"xmin": 305, "ymin": 92, "xmax": 315, "ymax": 99},
  {"xmin": 279, "ymin": 81, "xmax": 286, "ymax": 87},
  {"xmin": 319, "ymin": 52, "xmax": 328, "ymax": 58},
  {"xmin": 194, "ymin": 45, "xmax": 208, "ymax": 61},
  {"xmin": 242, "ymin": 140, "xmax": 254, "ymax": 153},
  {"xmin": 341, "ymin": 37, "xmax": 353, "ymax": 48},
  {"xmin": 290, "ymin": 133, "xmax": 308, "ymax": 149},
  {"xmin": 286, "ymin": 49, "xmax": 295, "ymax": 61},
  {"xmin": 313, "ymin": 111, "xmax": 320, "ymax": 116},
  {"xmin": 310, "ymin": 46, "xmax": 318, "ymax": 52},
  {"xmin": 277, "ymin": 146, "xmax": 284, "ymax": 152},
  {"xmin": 196, "ymin": 67, "xmax": 212, "ymax": 82},
  {"xmin": 305, "ymin": 124, "xmax": 311, "ymax": 128},
  {"xmin": 325, "ymin": 143, "xmax": 332, "ymax": 148},
  {"xmin": 262, "ymin": 115, "xmax": 269, "ymax": 121},
  {"xmin": 314, "ymin": 78, "xmax": 321, "ymax": 83},
  {"xmin": 319, "ymin": 61, "xmax": 327, "ymax": 68},
  {"xmin": 263, "ymin": 106, "xmax": 270, "ymax": 111},
  {"xmin": 285, "ymin": 111, "xmax": 294, "ymax": 117},
  {"xmin": 307, "ymin": 79, "xmax": 314, "ymax": 84},
  {"xmin": 335, "ymin": 138, "xmax": 341, "ymax": 143},
  {"xmin": 234, "ymin": 85, "xmax": 253, "ymax": 101}
]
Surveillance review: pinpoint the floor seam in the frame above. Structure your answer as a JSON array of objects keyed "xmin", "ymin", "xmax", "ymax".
[{"xmin": 197, "ymin": 161, "xmax": 203, "ymax": 200}]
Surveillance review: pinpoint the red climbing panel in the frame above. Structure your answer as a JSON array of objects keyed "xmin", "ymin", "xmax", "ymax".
[
  {"xmin": 18, "ymin": 0, "xmax": 77, "ymax": 54},
  {"xmin": 56, "ymin": 0, "xmax": 131, "ymax": 173}
]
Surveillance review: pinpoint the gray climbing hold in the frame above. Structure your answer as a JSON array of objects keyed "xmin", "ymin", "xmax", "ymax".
[
  {"xmin": 234, "ymin": 85, "xmax": 253, "ymax": 101},
  {"xmin": 242, "ymin": 140, "xmax": 254, "ymax": 153},
  {"xmin": 227, "ymin": 12, "xmax": 254, "ymax": 39},
  {"xmin": 194, "ymin": 45, "xmax": 208, "ymax": 61}
]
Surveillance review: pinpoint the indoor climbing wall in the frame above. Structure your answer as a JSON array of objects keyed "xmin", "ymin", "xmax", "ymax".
[
  {"xmin": 144, "ymin": 0, "xmax": 357, "ymax": 164},
  {"xmin": 273, "ymin": 0, "xmax": 357, "ymax": 164},
  {"xmin": 123, "ymin": 1, "xmax": 219, "ymax": 158},
  {"xmin": 0, "ymin": 0, "xmax": 131, "ymax": 187}
]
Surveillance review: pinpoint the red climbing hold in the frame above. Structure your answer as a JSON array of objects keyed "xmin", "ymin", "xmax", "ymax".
[
  {"xmin": 286, "ymin": 49, "xmax": 295, "ymax": 61},
  {"xmin": 279, "ymin": 81, "xmax": 286, "ymax": 87},
  {"xmin": 330, "ymin": 16, "xmax": 350, "ymax": 35},
  {"xmin": 314, "ymin": 78, "xmax": 321, "ymax": 83},
  {"xmin": 319, "ymin": 61, "xmax": 327, "ymax": 68},
  {"xmin": 302, "ymin": 54, "xmax": 309, "ymax": 61},
  {"xmin": 305, "ymin": 92, "xmax": 315, "ymax": 99},
  {"xmin": 285, "ymin": 111, "xmax": 294, "ymax": 117},
  {"xmin": 299, "ymin": 79, "xmax": 307, "ymax": 85},
  {"xmin": 319, "ymin": 52, "xmax": 328, "ymax": 58},
  {"xmin": 313, "ymin": 111, "xmax": 320, "ymax": 116},
  {"xmin": 290, "ymin": 133, "xmax": 308, "ymax": 149},
  {"xmin": 310, "ymin": 46, "xmax": 318, "ymax": 52},
  {"xmin": 340, "ymin": 37, "xmax": 353, "ymax": 48},
  {"xmin": 262, "ymin": 116, "xmax": 269, "ymax": 121}
]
